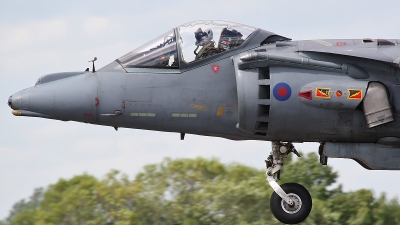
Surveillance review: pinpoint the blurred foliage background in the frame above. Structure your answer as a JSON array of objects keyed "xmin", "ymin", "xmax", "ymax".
[{"xmin": 2, "ymin": 153, "xmax": 399, "ymax": 225}]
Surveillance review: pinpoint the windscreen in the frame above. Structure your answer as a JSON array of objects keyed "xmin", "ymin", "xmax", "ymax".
[{"xmin": 117, "ymin": 29, "xmax": 178, "ymax": 69}]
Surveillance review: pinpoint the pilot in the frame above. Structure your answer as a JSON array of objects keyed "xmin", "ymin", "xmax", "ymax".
[
  {"xmin": 194, "ymin": 28, "xmax": 218, "ymax": 60},
  {"xmin": 218, "ymin": 28, "xmax": 243, "ymax": 52}
]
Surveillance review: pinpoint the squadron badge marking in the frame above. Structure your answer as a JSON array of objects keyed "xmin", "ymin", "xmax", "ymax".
[
  {"xmin": 348, "ymin": 89, "xmax": 363, "ymax": 100},
  {"xmin": 335, "ymin": 90, "xmax": 343, "ymax": 98},
  {"xmin": 315, "ymin": 87, "xmax": 331, "ymax": 99}
]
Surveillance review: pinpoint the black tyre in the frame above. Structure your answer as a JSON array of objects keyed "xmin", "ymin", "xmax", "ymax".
[{"xmin": 270, "ymin": 183, "xmax": 312, "ymax": 224}]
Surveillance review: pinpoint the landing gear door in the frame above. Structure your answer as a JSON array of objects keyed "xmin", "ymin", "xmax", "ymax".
[{"xmin": 363, "ymin": 82, "xmax": 394, "ymax": 128}]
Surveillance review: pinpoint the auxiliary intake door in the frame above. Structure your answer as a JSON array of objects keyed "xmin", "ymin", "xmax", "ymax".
[{"xmin": 363, "ymin": 82, "xmax": 394, "ymax": 128}]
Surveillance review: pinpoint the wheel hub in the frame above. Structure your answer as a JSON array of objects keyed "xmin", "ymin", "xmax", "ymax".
[{"xmin": 281, "ymin": 193, "xmax": 302, "ymax": 214}]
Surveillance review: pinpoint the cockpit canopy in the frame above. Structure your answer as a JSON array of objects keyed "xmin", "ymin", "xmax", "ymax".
[{"xmin": 116, "ymin": 20, "xmax": 256, "ymax": 69}]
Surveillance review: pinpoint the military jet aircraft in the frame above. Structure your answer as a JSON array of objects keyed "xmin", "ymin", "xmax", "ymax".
[{"xmin": 7, "ymin": 20, "xmax": 400, "ymax": 224}]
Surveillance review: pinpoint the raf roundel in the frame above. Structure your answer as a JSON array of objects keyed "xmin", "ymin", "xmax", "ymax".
[{"xmin": 273, "ymin": 83, "xmax": 292, "ymax": 101}]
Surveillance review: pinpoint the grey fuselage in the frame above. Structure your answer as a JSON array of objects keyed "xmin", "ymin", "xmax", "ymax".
[{"xmin": 9, "ymin": 24, "xmax": 400, "ymax": 144}]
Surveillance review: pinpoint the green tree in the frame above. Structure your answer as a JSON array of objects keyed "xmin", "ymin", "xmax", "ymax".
[
  {"xmin": 134, "ymin": 157, "xmax": 275, "ymax": 224},
  {"xmin": 4, "ymin": 187, "xmax": 44, "ymax": 225},
  {"xmin": 4, "ymin": 154, "xmax": 400, "ymax": 225}
]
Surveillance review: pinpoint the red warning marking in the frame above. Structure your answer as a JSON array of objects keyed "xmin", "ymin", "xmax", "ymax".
[
  {"xmin": 336, "ymin": 90, "xmax": 343, "ymax": 98},
  {"xmin": 122, "ymin": 100, "xmax": 126, "ymax": 110},
  {"xmin": 95, "ymin": 97, "xmax": 99, "ymax": 107},
  {"xmin": 211, "ymin": 65, "xmax": 220, "ymax": 73},
  {"xmin": 84, "ymin": 113, "xmax": 95, "ymax": 118},
  {"xmin": 299, "ymin": 90, "xmax": 312, "ymax": 100},
  {"xmin": 336, "ymin": 42, "xmax": 347, "ymax": 46}
]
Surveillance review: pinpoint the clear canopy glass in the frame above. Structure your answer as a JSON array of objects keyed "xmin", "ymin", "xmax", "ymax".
[
  {"xmin": 116, "ymin": 21, "xmax": 256, "ymax": 69},
  {"xmin": 117, "ymin": 29, "xmax": 178, "ymax": 68}
]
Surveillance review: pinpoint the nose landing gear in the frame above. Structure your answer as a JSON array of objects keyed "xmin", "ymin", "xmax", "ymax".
[{"xmin": 266, "ymin": 142, "xmax": 312, "ymax": 224}]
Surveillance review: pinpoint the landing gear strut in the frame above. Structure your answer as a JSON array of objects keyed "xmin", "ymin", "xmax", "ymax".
[
  {"xmin": 265, "ymin": 142, "xmax": 312, "ymax": 224},
  {"xmin": 319, "ymin": 143, "xmax": 328, "ymax": 165}
]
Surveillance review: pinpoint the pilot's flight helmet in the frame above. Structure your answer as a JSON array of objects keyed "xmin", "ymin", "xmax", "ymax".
[{"xmin": 194, "ymin": 28, "xmax": 213, "ymax": 46}]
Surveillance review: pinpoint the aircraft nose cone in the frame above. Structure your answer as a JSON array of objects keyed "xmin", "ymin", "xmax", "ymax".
[
  {"xmin": 9, "ymin": 89, "xmax": 55, "ymax": 118},
  {"xmin": 9, "ymin": 91, "xmax": 24, "ymax": 110},
  {"xmin": 9, "ymin": 91, "xmax": 24, "ymax": 116},
  {"xmin": 7, "ymin": 96, "xmax": 12, "ymax": 108}
]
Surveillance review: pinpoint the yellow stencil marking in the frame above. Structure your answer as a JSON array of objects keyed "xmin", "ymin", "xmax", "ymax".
[
  {"xmin": 313, "ymin": 40, "xmax": 333, "ymax": 47},
  {"xmin": 217, "ymin": 107, "xmax": 224, "ymax": 116},
  {"xmin": 190, "ymin": 104, "xmax": 209, "ymax": 111},
  {"xmin": 171, "ymin": 113, "xmax": 197, "ymax": 118},
  {"xmin": 131, "ymin": 113, "xmax": 156, "ymax": 117}
]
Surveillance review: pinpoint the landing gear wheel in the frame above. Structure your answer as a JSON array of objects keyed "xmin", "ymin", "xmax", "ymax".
[{"xmin": 270, "ymin": 183, "xmax": 312, "ymax": 224}]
